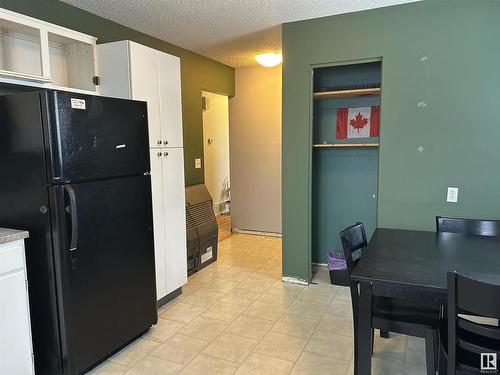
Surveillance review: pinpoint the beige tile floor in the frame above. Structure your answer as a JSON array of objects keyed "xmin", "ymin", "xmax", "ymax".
[{"xmin": 88, "ymin": 234, "xmax": 427, "ymax": 375}]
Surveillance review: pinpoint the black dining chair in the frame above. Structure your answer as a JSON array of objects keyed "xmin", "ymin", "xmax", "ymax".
[
  {"xmin": 340, "ymin": 222, "xmax": 440, "ymax": 375},
  {"xmin": 436, "ymin": 216, "xmax": 500, "ymax": 237},
  {"xmin": 439, "ymin": 272, "xmax": 500, "ymax": 374},
  {"xmin": 437, "ymin": 216, "xmax": 500, "ymax": 328}
]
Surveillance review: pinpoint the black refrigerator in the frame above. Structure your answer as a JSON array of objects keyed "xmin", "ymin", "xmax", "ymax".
[{"xmin": 0, "ymin": 90, "xmax": 157, "ymax": 375}]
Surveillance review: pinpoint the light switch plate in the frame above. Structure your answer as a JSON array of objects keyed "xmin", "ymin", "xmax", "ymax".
[
  {"xmin": 195, "ymin": 158, "xmax": 202, "ymax": 169},
  {"xmin": 447, "ymin": 187, "xmax": 458, "ymax": 203}
]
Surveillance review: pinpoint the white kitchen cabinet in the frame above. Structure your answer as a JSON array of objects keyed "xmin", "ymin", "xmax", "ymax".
[
  {"xmin": 149, "ymin": 149, "xmax": 167, "ymax": 299},
  {"xmin": 97, "ymin": 40, "xmax": 183, "ymax": 149},
  {"xmin": 0, "ymin": 7, "xmax": 97, "ymax": 93},
  {"xmin": 158, "ymin": 52, "xmax": 183, "ymax": 148},
  {"xmin": 0, "ymin": 236, "xmax": 34, "ymax": 375},
  {"xmin": 129, "ymin": 43, "xmax": 162, "ymax": 148},
  {"xmin": 147, "ymin": 148, "xmax": 187, "ymax": 299},
  {"xmin": 162, "ymin": 148, "xmax": 187, "ymax": 294},
  {"xmin": 97, "ymin": 41, "xmax": 187, "ymax": 302}
]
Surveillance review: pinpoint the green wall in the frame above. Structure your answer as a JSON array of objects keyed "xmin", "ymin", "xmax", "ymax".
[
  {"xmin": 0, "ymin": 0, "xmax": 235, "ymax": 186},
  {"xmin": 282, "ymin": 0, "xmax": 500, "ymax": 282},
  {"xmin": 312, "ymin": 148, "xmax": 379, "ymax": 263}
]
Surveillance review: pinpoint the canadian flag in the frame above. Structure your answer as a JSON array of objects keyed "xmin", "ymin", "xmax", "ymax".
[{"xmin": 336, "ymin": 106, "xmax": 380, "ymax": 139}]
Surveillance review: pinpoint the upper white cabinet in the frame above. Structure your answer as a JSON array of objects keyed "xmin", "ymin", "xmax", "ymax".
[
  {"xmin": 48, "ymin": 32, "xmax": 96, "ymax": 92},
  {"xmin": 129, "ymin": 42, "xmax": 162, "ymax": 147},
  {"xmin": 97, "ymin": 40, "xmax": 184, "ymax": 148},
  {"xmin": 0, "ymin": 19, "xmax": 44, "ymax": 80},
  {"xmin": 0, "ymin": 8, "xmax": 97, "ymax": 93},
  {"xmin": 158, "ymin": 52, "xmax": 183, "ymax": 148}
]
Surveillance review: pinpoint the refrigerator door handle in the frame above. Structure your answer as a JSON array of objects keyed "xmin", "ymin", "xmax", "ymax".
[{"xmin": 64, "ymin": 185, "xmax": 78, "ymax": 264}]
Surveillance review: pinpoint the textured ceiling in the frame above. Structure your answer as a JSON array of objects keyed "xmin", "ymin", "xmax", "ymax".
[{"xmin": 61, "ymin": 0, "xmax": 419, "ymax": 67}]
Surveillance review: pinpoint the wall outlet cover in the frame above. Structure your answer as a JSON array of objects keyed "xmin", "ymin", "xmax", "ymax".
[
  {"xmin": 447, "ymin": 187, "xmax": 458, "ymax": 203},
  {"xmin": 195, "ymin": 158, "xmax": 202, "ymax": 169}
]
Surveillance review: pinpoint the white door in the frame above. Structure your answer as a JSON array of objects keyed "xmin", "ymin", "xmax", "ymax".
[
  {"xmin": 95, "ymin": 41, "xmax": 131, "ymax": 99},
  {"xmin": 202, "ymin": 91, "xmax": 230, "ymax": 214},
  {"xmin": 0, "ymin": 242, "xmax": 33, "ymax": 375},
  {"xmin": 129, "ymin": 42, "xmax": 162, "ymax": 148},
  {"xmin": 162, "ymin": 148, "xmax": 187, "ymax": 294},
  {"xmin": 158, "ymin": 52, "xmax": 183, "ymax": 148},
  {"xmin": 149, "ymin": 149, "xmax": 167, "ymax": 300}
]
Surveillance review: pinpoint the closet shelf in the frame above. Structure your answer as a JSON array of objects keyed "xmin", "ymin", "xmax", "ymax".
[
  {"xmin": 313, "ymin": 143, "xmax": 379, "ymax": 148},
  {"xmin": 313, "ymin": 87, "xmax": 380, "ymax": 99},
  {"xmin": 0, "ymin": 69, "xmax": 51, "ymax": 83}
]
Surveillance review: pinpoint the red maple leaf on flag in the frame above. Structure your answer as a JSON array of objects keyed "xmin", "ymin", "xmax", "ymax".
[{"xmin": 349, "ymin": 112, "xmax": 368, "ymax": 133}]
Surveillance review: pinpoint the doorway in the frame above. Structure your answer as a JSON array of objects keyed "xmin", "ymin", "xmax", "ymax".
[{"xmin": 201, "ymin": 91, "xmax": 231, "ymax": 240}]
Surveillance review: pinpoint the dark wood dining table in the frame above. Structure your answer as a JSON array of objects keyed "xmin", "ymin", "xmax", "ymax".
[{"xmin": 350, "ymin": 228, "xmax": 500, "ymax": 375}]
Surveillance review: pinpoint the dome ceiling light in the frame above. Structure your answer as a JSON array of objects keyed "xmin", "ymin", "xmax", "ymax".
[{"xmin": 255, "ymin": 52, "xmax": 283, "ymax": 67}]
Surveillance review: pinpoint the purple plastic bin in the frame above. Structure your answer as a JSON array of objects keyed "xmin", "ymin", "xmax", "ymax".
[
  {"xmin": 328, "ymin": 251, "xmax": 346, "ymax": 271},
  {"xmin": 328, "ymin": 251, "xmax": 349, "ymax": 286}
]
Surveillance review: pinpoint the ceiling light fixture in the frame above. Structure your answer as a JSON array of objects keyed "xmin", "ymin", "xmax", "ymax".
[{"xmin": 255, "ymin": 52, "xmax": 282, "ymax": 67}]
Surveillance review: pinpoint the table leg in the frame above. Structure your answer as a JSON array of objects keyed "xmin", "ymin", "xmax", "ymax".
[{"xmin": 358, "ymin": 281, "xmax": 372, "ymax": 375}]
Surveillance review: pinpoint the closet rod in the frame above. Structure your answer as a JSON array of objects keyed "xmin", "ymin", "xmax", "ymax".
[{"xmin": 313, "ymin": 143, "xmax": 379, "ymax": 148}]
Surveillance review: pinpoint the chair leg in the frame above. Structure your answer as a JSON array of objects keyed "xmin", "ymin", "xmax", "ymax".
[
  {"xmin": 352, "ymin": 309, "xmax": 358, "ymax": 375},
  {"xmin": 380, "ymin": 329, "xmax": 389, "ymax": 338},
  {"xmin": 433, "ymin": 329, "xmax": 439, "ymax": 369},
  {"xmin": 438, "ymin": 345, "xmax": 447, "ymax": 375},
  {"xmin": 371, "ymin": 329, "xmax": 374, "ymax": 355},
  {"xmin": 424, "ymin": 330, "xmax": 437, "ymax": 375}
]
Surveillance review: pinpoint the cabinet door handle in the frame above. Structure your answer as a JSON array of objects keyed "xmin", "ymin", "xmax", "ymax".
[
  {"xmin": 157, "ymin": 140, "xmax": 162, "ymax": 145},
  {"xmin": 157, "ymin": 152, "xmax": 162, "ymax": 157},
  {"xmin": 164, "ymin": 152, "xmax": 168, "ymax": 157},
  {"xmin": 163, "ymin": 140, "xmax": 168, "ymax": 145}
]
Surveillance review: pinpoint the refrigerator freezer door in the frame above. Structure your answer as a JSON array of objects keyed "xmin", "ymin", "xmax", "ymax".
[
  {"xmin": 50, "ymin": 175, "xmax": 157, "ymax": 374},
  {"xmin": 45, "ymin": 91, "xmax": 150, "ymax": 184},
  {"xmin": 0, "ymin": 92, "xmax": 63, "ymax": 375}
]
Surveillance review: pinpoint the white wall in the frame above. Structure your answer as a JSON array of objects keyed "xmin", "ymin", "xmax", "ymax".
[
  {"xmin": 229, "ymin": 65, "xmax": 282, "ymax": 234},
  {"xmin": 202, "ymin": 91, "xmax": 230, "ymax": 215}
]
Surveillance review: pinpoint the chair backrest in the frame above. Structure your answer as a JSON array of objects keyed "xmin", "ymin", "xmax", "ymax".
[
  {"xmin": 447, "ymin": 271, "xmax": 500, "ymax": 374},
  {"xmin": 340, "ymin": 222, "xmax": 367, "ymax": 325},
  {"xmin": 340, "ymin": 222, "xmax": 367, "ymax": 277},
  {"xmin": 436, "ymin": 216, "xmax": 500, "ymax": 237}
]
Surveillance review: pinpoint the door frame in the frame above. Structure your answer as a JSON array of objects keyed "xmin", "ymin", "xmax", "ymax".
[{"xmin": 201, "ymin": 90, "xmax": 230, "ymax": 215}]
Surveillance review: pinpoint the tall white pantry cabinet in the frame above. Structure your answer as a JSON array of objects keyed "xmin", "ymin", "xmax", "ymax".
[{"xmin": 97, "ymin": 40, "xmax": 187, "ymax": 302}]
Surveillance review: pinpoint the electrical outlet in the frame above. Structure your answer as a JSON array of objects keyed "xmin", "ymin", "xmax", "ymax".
[
  {"xmin": 194, "ymin": 158, "xmax": 202, "ymax": 169},
  {"xmin": 447, "ymin": 187, "xmax": 458, "ymax": 203}
]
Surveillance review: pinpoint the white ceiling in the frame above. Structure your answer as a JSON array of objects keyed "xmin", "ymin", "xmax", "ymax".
[{"xmin": 61, "ymin": 0, "xmax": 419, "ymax": 67}]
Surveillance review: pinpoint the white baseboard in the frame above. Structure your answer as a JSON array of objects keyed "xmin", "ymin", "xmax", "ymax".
[
  {"xmin": 232, "ymin": 228, "xmax": 282, "ymax": 238},
  {"xmin": 282, "ymin": 276, "xmax": 309, "ymax": 286}
]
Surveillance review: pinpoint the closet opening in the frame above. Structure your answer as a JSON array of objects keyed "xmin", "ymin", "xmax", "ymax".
[{"xmin": 311, "ymin": 59, "xmax": 382, "ymax": 281}]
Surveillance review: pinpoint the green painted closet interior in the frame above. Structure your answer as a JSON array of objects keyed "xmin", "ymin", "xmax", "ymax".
[
  {"xmin": 0, "ymin": 0, "xmax": 235, "ymax": 186},
  {"xmin": 312, "ymin": 62, "xmax": 380, "ymax": 264},
  {"xmin": 282, "ymin": 0, "xmax": 500, "ymax": 282}
]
